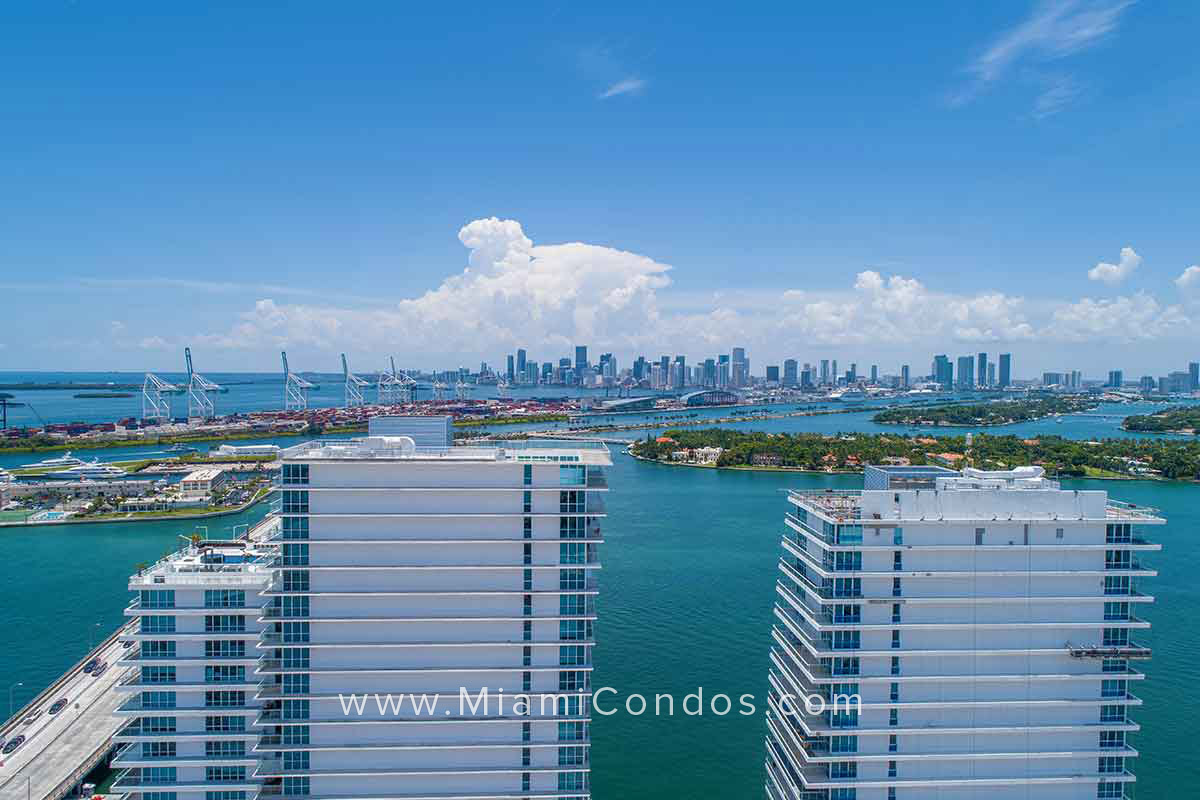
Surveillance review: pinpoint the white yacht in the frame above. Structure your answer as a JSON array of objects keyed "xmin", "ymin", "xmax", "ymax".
[
  {"xmin": 0, "ymin": 468, "xmax": 13, "ymax": 484},
  {"xmin": 26, "ymin": 451, "xmax": 86, "ymax": 469},
  {"xmin": 46, "ymin": 460, "xmax": 127, "ymax": 480}
]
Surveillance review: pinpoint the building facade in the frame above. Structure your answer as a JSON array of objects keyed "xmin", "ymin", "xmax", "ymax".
[
  {"xmin": 116, "ymin": 426, "xmax": 611, "ymax": 800},
  {"xmin": 765, "ymin": 465, "xmax": 1160, "ymax": 800}
]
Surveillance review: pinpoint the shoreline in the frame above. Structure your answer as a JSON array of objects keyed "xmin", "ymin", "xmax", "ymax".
[
  {"xmin": 0, "ymin": 492, "xmax": 271, "ymax": 529},
  {"xmin": 625, "ymin": 447, "xmax": 1178, "ymax": 483}
]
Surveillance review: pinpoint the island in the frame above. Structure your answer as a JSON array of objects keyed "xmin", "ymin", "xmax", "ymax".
[
  {"xmin": 630, "ymin": 428, "xmax": 1200, "ymax": 480},
  {"xmin": 1123, "ymin": 405, "xmax": 1200, "ymax": 434},
  {"xmin": 872, "ymin": 397, "xmax": 1096, "ymax": 427}
]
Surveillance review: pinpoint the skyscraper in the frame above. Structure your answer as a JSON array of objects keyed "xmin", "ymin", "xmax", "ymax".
[
  {"xmin": 766, "ymin": 464, "xmax": 1160, "ymax": 800},
  {"xmin": 516, "ymin": 349, "xmax": 527, "ymax": 377},
  {"xmin": 1108, "ymin": 370, "xmax": 1124, "ymax": 388},
  {"xmin": 783, "ymin": 359, "xmax": 798, "ymax": 387},
  {"xmin": 575, "ymin": 345, "xmax": 588, "ymax": 373},
  {"xmin": 998, "ymin": 353, "xmax": 1012, "ymax": 388},
  {"xmin": 732, "ymin": 348, "xmax": 748, "ymax": 387},
  {"xmin": 116, "ymin": 419, "xmax": 613, "ymax": 800},
  {"xmin": 956, "ymin": 355, "xmax": 975, "ymax": 389},
  {"xmin": 506, "ymin": 354, "xmax": 515, "ymax": 383},
  {"xmin": 869, "ymin": 365, "xmax": 877, "ymax": 384},
  {"xmin": 977, "ymin": 352, "xmax": 988, "ymax": 387},
  {"xmin": 820, "ymin": 360, "xmax": 830, "ymax": 385},
  {"xmin": 933, "ymin": 355, "xmax": 952, "ymax": 389},
  {"xmin": 900, "ymin": 364, "xmax": 909, "ymax": 388},
  {"xmin": 1190, "ymin": 362, "xmax": 1199, "ymax": 391},
  {"xmin": 766, "ymin": 365, "xmax": 781, "ymax": 384}
]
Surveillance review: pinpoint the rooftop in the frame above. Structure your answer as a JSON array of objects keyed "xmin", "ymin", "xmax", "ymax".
[
  {"xmin": 281, "ymin": 437, "xmax": 611, "ymax": 466},
  {"xmin": 131, "ymin": 539, "xmax": 274, "ymax": 586},
  {"xmin": 790, "ymin": 465, "xmax": 1164, "ymax": 524}
]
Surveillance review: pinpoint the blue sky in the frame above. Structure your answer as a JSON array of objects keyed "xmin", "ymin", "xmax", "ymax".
[{"xmin": 1, "ymin": 0, "xmax": 1198, "ymax": 377}]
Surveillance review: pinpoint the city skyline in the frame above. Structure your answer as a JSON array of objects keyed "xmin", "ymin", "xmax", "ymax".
[{"xmin": 2, "ymin": 3, "xmax": 1199, "ymax": 372}]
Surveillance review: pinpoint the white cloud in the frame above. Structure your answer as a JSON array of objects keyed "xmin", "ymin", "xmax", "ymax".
[
  {"xmin": 1087, "ymin": 246, "xmax": 1141, "ymax": 284},
  {"xmin": 1175, "ymin": 265, "xmax": 1200, "ymax": 290},
  {"xmin": 169, "ymin": 219, "xmax": 1199, "ymax": 365},
  {"xmin": 1042, "ymin": 292, "xmax": 1190, "ymax": 342},
  {"xmin": 954, "ymin": 0, "xmax": 1133, "ymax": 112},
  {"xmin": 599, "ymin": 77, "xmax": 647, "ymax": 99}
]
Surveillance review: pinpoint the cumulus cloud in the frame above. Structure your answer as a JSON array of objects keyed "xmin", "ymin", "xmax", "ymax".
[
  {"xmin": 1042, "ymin": 292, "xmax": 1190, "ymax": 342},
  {"xmin": 177, "ymin": 219, "xmax": 1200, "ymax": 364},
  {"xmin": 1176, "ymin": 265, "xmax": 1200, "ymax": 290},
  {"xmin": 1088, "ymin": 246, "xmax": 1141, "ymax": 284},
  {"xmin": 196, "ymin": 218, "xmax": 673, "ymax": 358}
]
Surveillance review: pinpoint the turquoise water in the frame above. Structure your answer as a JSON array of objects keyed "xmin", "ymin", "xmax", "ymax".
[{"xmin": 2, "ymin": 450, "xmax": 1195, "ymax": 797}]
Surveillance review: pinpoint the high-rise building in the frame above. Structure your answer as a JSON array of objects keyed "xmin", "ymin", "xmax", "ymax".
[
  {"xmin": 717, "ymin": 355, "xmax": 731, "ymax": 388},
  {"xmin": 956, "ymin": 355, "xmax": 975, "ymax": 389},
  {"xmin": 1108, "ymin": 370, "xmax": 1124, "ymax": 388},
  {"xmin": 998, "ymin": 353, "xmax": 1012, "ymax": 388},
  {"xmin": 831, "ymin": 361, "xmax": 839, "ymax": 386},
  {"xmin": 987, "ymin": 362, "xmax": 996, "ymax": 387},
  {"xmin": 117, "ymin": 420, "xmax": 612, "ymax": 800},
  {"xmin": 869, "ymin": 365, "xmax": 878, "ymax": 384},
  {"xmin": 766, "ymin": 464, "xmax": 1160, "ymax": 800},
  {"xmin": 1190, "ymin": 362, "xmax": 1199, "ymax": 391},
  {"xmin": 766, "ymin": 365, "xmax": 781, "ymax": 384},
  {"xmin": 900, "ymin": 365, "xmax": 909, "ymax": 388},
  {"xmin": 673, "ymin": 356, "xmax": 687, "ymax": 389},
  {"xmin": 516, "ymin": 349, "xmax": 527, "ymax": 377},
  {"xmin": 977, "ymin": 352, "xmax": 988, "ymax": 387},
  {"xmin": 116, "ymin": 539, "xmax": 272, "ymax": 800},
  {"xmin": 820, "ymin": 360, "xmax": 830, "ymax": 385},
  {"xmin": 506, "ymin": 355, "xmax": 515, "ymax": 383},
  {"xmin": 732, "ymin": 348, "xmax": 748, "ymax": 388},
  {"xmin": 784, "ymin": 359, "xmax": 799, "ymax": 387},
  {"xmin": 575, "ymin": 346, "xmax": 588, "ymax": 373},
  {"xmin": 933, "ymin": 355, "xmax": 953, "ymax": 389}
]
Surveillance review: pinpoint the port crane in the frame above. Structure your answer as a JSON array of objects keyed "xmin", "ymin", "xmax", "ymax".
[
  {"xmin": 377, "ymin": 356, "xmax": 416, "ymax": 405},
  {"xmin": 454, "ymin": 379, "xmax": 472, "ymax": 401},
  {"xmin": 431, "ymin": 380, "xmax": 449, "ymax": 402},
  {"xmin": 342, "ymin": 353, "xmax": 368, "ymax": 408},
  {"xmin": 185, "ymin": 347, "xmax": 222, "ymax": 419},
  {"xmin": 282, "ymin": 351, "xmax": 314, "ymax": 411},
  {"xmin": 143, "ymin": 372, "xmax": 180, "ymax": 422},
  {"xmin": 496, "ymin": 380, "xmax": 512, "ymax": 399}
]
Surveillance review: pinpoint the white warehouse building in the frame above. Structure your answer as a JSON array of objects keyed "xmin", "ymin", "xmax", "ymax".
[
  {"xmin": 766, "ymin": 465, "xmax": 1161, "ymax": 800},
  {"xmin": 114, "ymin": 418, "xmax": 611, "ymax": 800}
]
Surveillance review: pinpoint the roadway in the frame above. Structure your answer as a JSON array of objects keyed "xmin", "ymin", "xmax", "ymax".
[{"xmin": 0, "ymin": 632, "xmax": 131, "ymax": 800}]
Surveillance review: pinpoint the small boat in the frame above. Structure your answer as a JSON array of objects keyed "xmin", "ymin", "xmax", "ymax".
[
  {"xmin": 0, "ymin": 468, "xmax": 13, "ymax": 485},
  {"xmin": 165, "ymin": 444, "xmax": 197, "ymax": 454}
]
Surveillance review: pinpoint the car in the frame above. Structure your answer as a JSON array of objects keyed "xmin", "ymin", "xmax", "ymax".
[
  {"xmin": 83, "ymin": 658, "xmax": 100, "ymax": 673},
  {"xmin": 49, "ymin": 698, "xmax": 69, "ymax": 715},
  {"xmin": 22, "ymin": 708, "xmax": 42, "ymax": 725},
  {"xmin": 91, "ymin": 662, "xmax": 108, "ymax": 677},
  {"xmin": 122, "ymin": 640, "xmax": 134, "ymax": 649},
  {"xmin": 2, "ymin": 735, "xmax": 25, "ymax": 754}
]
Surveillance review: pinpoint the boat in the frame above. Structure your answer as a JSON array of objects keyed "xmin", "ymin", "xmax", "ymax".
[
  {"xmin": 165, "ymin": 444, "xmax": 198, "ymax": 454},
  {"xmin": 46, "ymin": 460, "xmax": 128, "ymax": 480},
  {"xmin": 26, "ymin": 451, "xmax": 86, "ymax": 469},
  {"xmin": 830, "ymin": 388, "xmax": 867, "ymax": 403},
  {"xmin": 0, "ymin": 468, "xmax": 13, "ymax": 485}
]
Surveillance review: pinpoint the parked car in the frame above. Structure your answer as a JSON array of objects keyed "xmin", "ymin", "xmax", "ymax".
[
  {"xmin": 49, "ymin": 698, "xmax": 69, "ymax": 715},
  {"xmin": 3, "ymin": 735, "xmax": 26, "ymax": 754},
  {"xmin": 83, "ymin": 658, "xmax": 100, "ymax": 673},
  {"xmin": 91, "ymin": 661, "xmax": 108, "ymax": 678},
  {"xmin": 22, "ymin": 708, "xmax": 42, "ymax": 725}
]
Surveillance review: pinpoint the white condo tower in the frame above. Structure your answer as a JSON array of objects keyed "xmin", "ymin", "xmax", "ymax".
[
  {"xmin": 115, "ymin": 417, "xmax": 610, "ymax": 800},
  {"xmin": 765, "ymin": 465, "xmax": 1160, "ymax": 800}
]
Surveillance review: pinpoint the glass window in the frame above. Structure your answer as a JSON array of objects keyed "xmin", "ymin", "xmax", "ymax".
[
  {"xmin": 205, "ymin": 716, "xmax": 246, "ymax": 732},
  {"xmin": 141, "ymin": 666, "xmax": 176, "ymax": 684},
  {"xmin": 281, "ymin": 463, "xmax": 309, "ymax": 485},
  {"xmin": 205, "ymin": 590, "xmax": 246, "ymax": 609},
  {"xmin": 140, "ymin": 590, "xmax": 175, "ymax": 609},
  {"xmin": 205, "ymin": 665, "xmax": 245, "ymax": 684},
  {"xmin": 282, "ymin": 544, "xmax": 309, "ymax": 566},
  {"xmin": 140, "ymin": 615, "xmax": 175, "ymax": 634},
  {"xmin": 205, "ymin": 640, "xmax": 246, "ymax": 659},
  {"xmin": 281, "ymin": 490, "xmax": 309, "ymax": 514},
  {"xmin": 282, "ymin": 516, "xmax": 309, "ymax": 540},
  {"xmin": 559, "ymin": 465, "xmax": 586, "ymax": 486},
  {"xmin": 205, "ymin": 615, "xmax": 246, "ymax": 633},
  {"xmin": 560, "ymin": 543, "xmax": 587, "ymax": 564}
]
